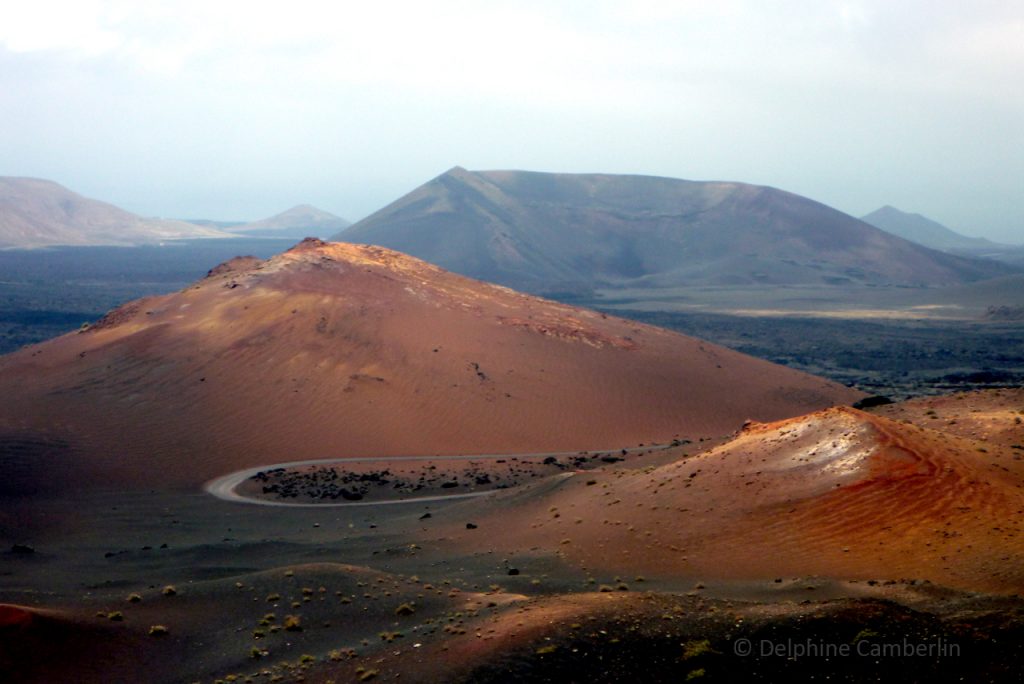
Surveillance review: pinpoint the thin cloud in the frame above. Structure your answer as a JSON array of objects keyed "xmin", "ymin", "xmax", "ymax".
[{"xmin": 0, "ymin": 1, "xmax": 1021, "ymax": 240}]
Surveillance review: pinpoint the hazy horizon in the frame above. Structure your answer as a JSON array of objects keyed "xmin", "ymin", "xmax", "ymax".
[{"xmin": 2, "ymin": 1, "xmax": 1021, "ymax": 243}]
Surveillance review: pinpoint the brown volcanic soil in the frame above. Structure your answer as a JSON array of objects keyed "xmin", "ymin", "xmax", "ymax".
[
  {"xmin": 448, "ymin": 406, "xmax": 1024, "ymax": 594},
  {"xmin": 0, "ymin": 239, "xmax": 858, "ymax": 491},
  {"xmin": 869, "ymin": 388, "xmax": 1024, "ymax": 449},
  {"xmin": 6, "ymin": 546, "xmax": 1024, "ymax": 684},
  {"xmin": 0, "ymin": 603, "xmax": 162, "ymax": 683},
  {"xmin": 3, "ymin": 393, "xmax": 1024, "ymax": 682},
  {"xmin": 8, "ymin": 236, "xmax": 1023, "ymax": 681},
  {"xmin": 299, "ymin": 587, "xmax": 1024, "ymax": 684}
]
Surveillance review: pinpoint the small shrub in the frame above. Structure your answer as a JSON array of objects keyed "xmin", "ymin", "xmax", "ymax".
[
  {"xmin": 127, "ymin": 593, "xmax": 142, "ymax": 603},
  {"xmin": 853, "ymin": 628, "xmax": 880, "ymax": 644},
  {"xmin": 283, "ymin": 615, "xmax": 302, "ymax": 631},
  {"xmin": 682, "ymin": 640, "xmax": 717, "ymax": 659},
  {"xmin": 148, "ymin": 625, "xmax": 169, "ymax": 637},
  {"xmin": 161, "ymin": 585, "xmax": 177, "ymax": 596},
  {"xmin": 395, "ymin": 603, "xmax": 415, "ymax": 616}
]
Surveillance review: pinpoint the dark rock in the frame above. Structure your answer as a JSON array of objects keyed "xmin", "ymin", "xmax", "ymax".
[{"xmin": 852, "ymin": 395, "xmax": 894, "ymax": 409}]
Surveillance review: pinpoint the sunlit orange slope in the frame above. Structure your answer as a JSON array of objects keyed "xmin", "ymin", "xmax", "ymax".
[
  {"xmin": 871, "ymin": 388, "xmax": 1024, "ymax": 450},
  {"xmin": 468, "ymin": 406, "xmax": 1024, "ymax": 593},
  {"xmin": 0, "ymin": 239, "xmax": 859, "ymax": 490}
]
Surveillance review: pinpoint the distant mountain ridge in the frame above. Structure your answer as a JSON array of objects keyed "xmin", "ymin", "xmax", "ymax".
[
  {"xmin": 860, "ymin": 205, "xmax": 998, "ymax": 251},
  {"xmin": 228, "ymin": 204, "xmax": 350, "ymax": 238},
  {"xmin": 0, "ymin": 177, "xmax": 231, "ymax": 248},
  {"xmin": 861, "ymin": 205, "xmax": 1024, "ymax": 267},
  {"xmin": 336, "ymin": 167, "xmax": 1014, "ymax": 293}
]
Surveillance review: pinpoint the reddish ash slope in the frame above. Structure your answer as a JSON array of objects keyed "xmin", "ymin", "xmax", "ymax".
[
  {"xmin": 870, "ymin": 388, "xmax": 1024, "ymax": 450},
  {"xmin": 0, "ymin": 239, "xmax": 859, "ymax": 490},
  {"xmin": 464, "ymin": 406, "xmax": 1024, "ymax": 593}
]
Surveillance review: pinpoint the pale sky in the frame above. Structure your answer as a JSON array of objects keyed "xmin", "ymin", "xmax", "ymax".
[{"xmin": 1, "ymin": 0, "xmax": 1021, "ymax": 242}]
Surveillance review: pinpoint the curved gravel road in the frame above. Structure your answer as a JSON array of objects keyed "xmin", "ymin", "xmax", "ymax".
[
  {"xmin": 203, "ymin": 446, "xmax": 663, "ymax": 505},
  {"xmin": 204, "ymin": 452, "xmax": 597, "ymax": 508}
]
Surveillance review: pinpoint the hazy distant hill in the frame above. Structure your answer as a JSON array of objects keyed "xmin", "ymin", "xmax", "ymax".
[
  {"xmin": 337, "ymin": 168, "xmax": 1013, "ymax": 293},
  {"xmin": 228, "ymin": 204, "xmax": 350, "ymax": 239},
  {"xmin": 183, "ymin": 218, "xmax": 247, "ymax": 230},
  {"xmin": 860, "ymin": 205, "xmax": 999, "ymax": 251},
  {"xmin": 861, "ymin": 205, "xmax": 1024, "ymax": 266},
  {"xmin": 0, "ymin": 177, "xmax": 231, "ymax": 248}
]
